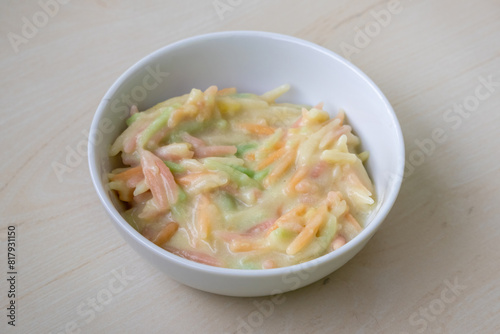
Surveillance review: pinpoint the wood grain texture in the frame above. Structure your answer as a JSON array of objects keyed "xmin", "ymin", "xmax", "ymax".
[{"xmin": 1, "ymin": 0, "xmax": 499, "ymax": 333}]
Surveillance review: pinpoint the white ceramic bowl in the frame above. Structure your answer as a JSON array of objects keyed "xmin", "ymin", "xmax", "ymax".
[{"xmin": 88, "ymin": 31, "xmax": 405, "ymax": 297}]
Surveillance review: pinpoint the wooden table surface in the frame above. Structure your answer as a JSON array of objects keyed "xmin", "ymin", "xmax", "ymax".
[{"xmin": 1, "ymin": 1, "xmax": 499, "ymax": 333}]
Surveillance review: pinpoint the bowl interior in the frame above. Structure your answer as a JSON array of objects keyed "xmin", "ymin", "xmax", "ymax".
[{"xmin": 90, "ymin": 31, "xmax": 404, "ymax": 273}]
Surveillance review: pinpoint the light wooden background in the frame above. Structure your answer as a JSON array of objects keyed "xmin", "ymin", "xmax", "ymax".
[{"xmin": 1, "ymin": 1, "xmax": 499, "ymax": 333}]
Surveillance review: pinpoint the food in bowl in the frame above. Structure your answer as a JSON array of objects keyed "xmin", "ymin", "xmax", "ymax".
[
  {"xmin": 107, "ymin": 84, "xmax": 375, "ymax": 269},
  {"xmin": 89, "ymin": 31, "xmax": 405, "ymax": 296}
]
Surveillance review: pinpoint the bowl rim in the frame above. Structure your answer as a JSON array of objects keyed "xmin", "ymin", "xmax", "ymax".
[{"xmin": 88, "ymin": 30, "xmax": 405, "ymax": 279}]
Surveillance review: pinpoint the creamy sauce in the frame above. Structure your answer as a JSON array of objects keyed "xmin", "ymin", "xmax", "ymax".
[{"xmin": 108, "ymin": 85, "xmax": 375, "ymax": 269}]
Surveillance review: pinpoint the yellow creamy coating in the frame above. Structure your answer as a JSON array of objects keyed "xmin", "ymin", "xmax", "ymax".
[{"xmin": 108, "ymin": 85, "xmax": 375, "ymax": 269}]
